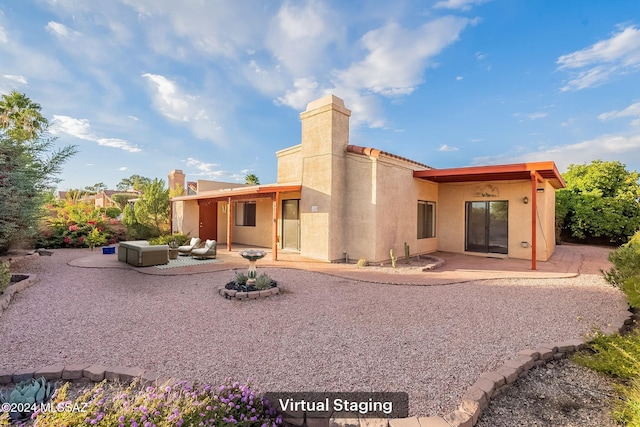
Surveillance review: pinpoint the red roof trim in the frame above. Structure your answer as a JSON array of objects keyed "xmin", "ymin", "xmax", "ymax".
[
  {"xmin": 413, "ymin": 162, "xmax": 566, "ymax": 188},
  {"xmin": 346, "ymin": 144, "xmax": 432, "ymax": 169}
]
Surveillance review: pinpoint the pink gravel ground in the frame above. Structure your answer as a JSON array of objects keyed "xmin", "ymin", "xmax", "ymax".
[{"xmin": 0, "ymin": 248, "xmax": 626, "ymax": 417}]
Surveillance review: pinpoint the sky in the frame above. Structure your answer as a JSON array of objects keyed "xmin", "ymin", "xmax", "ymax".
[{"xmin": 1, "ymin": 0, "xmax": 640, "ymax": 191}]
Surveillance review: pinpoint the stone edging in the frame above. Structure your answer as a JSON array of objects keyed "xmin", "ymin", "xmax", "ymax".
[
  {"xmin": 0, "ymin": 364, "xmax": 167, "ymax": 387},
  {"xmin": 218, "ymin": 286, "xmax": 281, "ymax": 300},
  {"xmin": 0, "ymin": 274, "xmax": 37, "ymax": 319}
]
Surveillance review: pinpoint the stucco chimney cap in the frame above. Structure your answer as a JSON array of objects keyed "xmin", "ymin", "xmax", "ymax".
[
  {"xmin": 305, "ymin": 94, "xmax": 345, "ymax": 111},
  {"xmin": 169, "ymin": 169, "xmax": 184, "ymax": 174}
]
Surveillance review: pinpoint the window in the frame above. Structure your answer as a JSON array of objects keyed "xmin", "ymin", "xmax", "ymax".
[
  {"xmin": 235, "ymin": 201, "xmax": 256, "ymax": 226},
  {"xmin": 417, "ymin": 201, "xmax": 436, "ymax": 239}
]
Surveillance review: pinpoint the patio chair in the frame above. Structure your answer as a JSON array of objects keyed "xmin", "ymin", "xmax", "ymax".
[
  {"xmin": 177, "ymin": 237, "xmax": 201, "ymax": 255},
  {"xmin": 190, "ymin": 239, "xmax": 217, "ymax": 259}
]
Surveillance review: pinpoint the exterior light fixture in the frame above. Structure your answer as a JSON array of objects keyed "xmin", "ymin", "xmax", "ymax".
[{"xmin": 523, "ymin": 196, "xmax": 529, "ymax": 204}]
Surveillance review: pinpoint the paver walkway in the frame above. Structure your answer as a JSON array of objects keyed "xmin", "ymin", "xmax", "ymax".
[{"xmin": 67, "ymin": 243, "xmax": 610, "ymax": 285}]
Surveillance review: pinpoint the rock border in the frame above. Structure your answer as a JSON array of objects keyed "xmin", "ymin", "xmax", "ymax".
[
  {"xmin": 0, "ymin": 364, "xmax": 170, "ymax": 387},
  {"xmin": 218, "ymin": 286, "xmax": 281, "ymax": 300},
  {"xmin": 0, "ymin": 274, "xmax": 37, "ymax": 319}
]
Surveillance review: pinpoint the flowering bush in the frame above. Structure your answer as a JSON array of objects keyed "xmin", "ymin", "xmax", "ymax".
[
  {"xmin": 29, "ymin": 379, "xmax": 282, "ymax": 427},
  {"xmin": 36, "ymin": 200, "xmax": 121, "ymax": 249}
]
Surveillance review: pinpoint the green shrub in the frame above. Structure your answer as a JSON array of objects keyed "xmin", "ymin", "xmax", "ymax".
[
  {"xmin": 357, "ymin": 258, "xmax": 368, "ymax": 267},
  {"xmin": 0, "ymin": 261, "xmax": 10, "ymax": 293},
  {"xmin": 604, "ymin": 244, "xmax": 640, "ymax": 286},
  {"xmin": 149, "ymin": 233, "xmax": 190, "ymax": 246},
  {"xmin": 622, "ymin": 278, "xmax": 640, "ymax": 310},
  {"xmin": 105, "ymin": 206, "xmax": 121, "ymax": 218},
  {"xmin": 573, "ymin": 329, "xmax": 640, "ymax": 380}
]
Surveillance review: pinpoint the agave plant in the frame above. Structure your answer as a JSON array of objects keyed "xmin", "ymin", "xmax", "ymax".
[{"xmin": 0, "ymin": 377, "xmax": 54, "ymax": 420}]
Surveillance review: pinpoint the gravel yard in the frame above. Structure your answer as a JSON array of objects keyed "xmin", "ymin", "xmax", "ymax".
[{"xmin": 1, "ymin": 249, "xmax": 626, "ymax": 417}]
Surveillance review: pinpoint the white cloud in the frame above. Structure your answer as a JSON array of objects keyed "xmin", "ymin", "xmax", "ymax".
[
  {"xmin": 475, "ymin": 51, "xmax": 487, "ymax": 60},
  {"xmin": 599, "ymin": 102, "xmax": 640, "ymax": 125},
  {"xmin": 267, "ymin": 0, "xmax": 343, "ymax": 77},
  {"xmin": 472, "ymin": 132, "xmax": 640, "ymax": 172},
  {"xmin": 50, "ymin": 115, "xmax": 142, "ymax": 153},
  {"xmin": 514, "ymin": 112, "xmax": 548, "ymax": 120},
  {"xmin": 142, "ymin": 73, "xmax": 224, "ymax": 144},
  {"xmin": 0, "ymin": 25, "xmax": 7, "ymax": 43},
  {"xmin": 2, "ymin": 75, "xmax": 27, "ymax": 85},
  {"xmin": 456, "ymin": 76, "xmax": 463, "ymax": 81},
  {"xmin": 185, "ymin": 157, "xmax": 225, "ymax": 179},
  {"xmin": 335, "ymin": 17, "xmax": 475, "ymax": 97},
  {"xmin": 276, "ymin": 77, "xmax": 321, "ymax": 110},
  {"xmin": 434, "ymin": 0, "xmax": 491, "ymax": 11},
  {"xmin": 439, "ymin": 144, "xmax": 459, "ymax": 152},
  {"xmin": 557, "ymin": 25, "xmax": 640, "ymax": 91},
  {"xmin": 119, "ymin": 166, "xmax": 128, "ymax": 171},
  {"xmin": 45, "ymin": 21, "xmax": 80, "ymax": 38}
]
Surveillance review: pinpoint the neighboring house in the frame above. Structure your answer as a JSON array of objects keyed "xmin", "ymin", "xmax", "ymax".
[
  {"xmin": 56, "ymin": 189, "xmax": 141, "ymax": 209},
  {"xmin": 169, "ymin": 95, "xmax": 565, "ymax": 269}
]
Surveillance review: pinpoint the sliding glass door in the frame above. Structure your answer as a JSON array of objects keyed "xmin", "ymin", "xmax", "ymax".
[{"xmin": 465, "ymin": 201, "xmax": 508, "ymax": 254}]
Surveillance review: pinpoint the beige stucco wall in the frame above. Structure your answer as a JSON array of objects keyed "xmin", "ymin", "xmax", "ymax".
[
  {"xmin": 342, "ymin": 153, "xmax": 439, "ymax": 263},
  {"xmin": 229, "ymin": 199, "xmax": 272, "ymax": 247},
  {"xmin": 436, "ymin": 180, "xmax": 556, "ymax": 261},
  {"xmin": 276, "ymin": 145, "xmax": 303, "ymax": 184},
  {"xmin": 299, "ymin": 95, "xmax": 350, "ymax": 262},
  {"xmin": 172, "ymin": 200, "xmax": 199, "ymax": 238}
]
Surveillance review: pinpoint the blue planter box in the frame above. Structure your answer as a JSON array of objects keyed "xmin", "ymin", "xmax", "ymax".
[{"xmin": 102, "ymin": 246, "xmax": 116, "ymax": 255}]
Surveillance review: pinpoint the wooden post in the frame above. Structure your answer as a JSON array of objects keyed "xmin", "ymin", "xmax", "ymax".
[
  {"xmin": 531, "ymin": 172, "xmax": 537, "ymax": 271},
  {"xmin": 272, "ymin": 192, "xmax": 280, "ymax": 261},
  {"xmin": 227, "ymin": 197, "xmax": 233, "ymax": 252}
]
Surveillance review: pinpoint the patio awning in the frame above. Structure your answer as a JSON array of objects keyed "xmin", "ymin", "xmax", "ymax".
[
  {"xmin": 170, "ymin": 183, "xmax": 302, "ymax": 202},
  {"xmin": 413, "ymin": 161, "xmax": 565, "ymax": 189},
  {"xmin": 415, "ymin": 161, "xmax": 565, "ymax": 271}
]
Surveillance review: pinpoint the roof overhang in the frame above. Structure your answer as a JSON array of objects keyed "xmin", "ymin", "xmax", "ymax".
[
  {"xmin": 170, "ymin": 184, "xmax": 302, "ymax": 202},
  {"xmin": 413, "ymin": 161, "xmax": 565, "ymax": 189}
]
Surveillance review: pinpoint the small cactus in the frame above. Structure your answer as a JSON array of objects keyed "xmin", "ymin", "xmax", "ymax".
[
  {"xmin": 357, "ymin": 258, "xmax": 368, "ymax": 268},
  {"xmin": 390, "ymin": 249, "xmax": 397, "ymax": 268},
  {"xmin": 255, "ymin": 273, "xmax": 274, "ymax": 290},
  {"xmin": 404, "ymin": 242, "xmax": 410, "ymax": 264},
  {"xmin": 0, "ymin": 377, "xmax": 54, "ymax": 420}
]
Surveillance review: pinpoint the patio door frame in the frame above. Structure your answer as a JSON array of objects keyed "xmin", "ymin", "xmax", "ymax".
[
  {"xmin": 465, "ymin": 200, "xmax": 509, "ymax": 255},
  {"xmin": 281, "ymin": 199, "xmax": 300, "ymax": 251}
]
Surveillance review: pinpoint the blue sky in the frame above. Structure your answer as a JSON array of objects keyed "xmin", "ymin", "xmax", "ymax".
[{"xmin": 1, "ymin": 0, "xmax": 640, "ymax": 191}]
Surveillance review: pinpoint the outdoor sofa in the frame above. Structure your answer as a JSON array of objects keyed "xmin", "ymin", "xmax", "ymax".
[{"xmin": 118, "ymin": 241, "xmax": 169, "ymax": 267}]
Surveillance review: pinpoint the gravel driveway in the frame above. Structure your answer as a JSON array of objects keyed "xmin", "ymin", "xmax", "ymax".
[{"xmin": 1, "ymin": 249, "xmax": 626, "ymax": 417}]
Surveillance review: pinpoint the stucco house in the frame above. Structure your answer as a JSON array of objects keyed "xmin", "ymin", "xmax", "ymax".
[{"xmin": 169, "ymin": 94, "xmax": 565, "ymax": 269}]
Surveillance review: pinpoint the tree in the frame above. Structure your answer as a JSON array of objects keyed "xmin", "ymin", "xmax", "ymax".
[
  {"xmin": 0, "ymin": 92, "xmax": 77, "ymax": 253},
  {"xmin": 0, "ymin": 90, "xmax": 49, "ymax": 142},
  {"xmin": 117, "ymin": 175, "xmax": 151, "ymax": 191},
  {"xmin": 111, "ymin": 193, "xmax": 138, "ymax": 210},
  {"xmin": 84, "ymin": 182, "xmax": 107, "ymax": 194},
  {"xmin": 557, "ymin": 160, "xmax": 640, "ymax": 244},
  {"xmin": 245, "ymin": 173, "xmax": 260, "ymax": 185},
  {"xmin": 133, "ymin": 178, "xmax": 169, "ymax": 235}
]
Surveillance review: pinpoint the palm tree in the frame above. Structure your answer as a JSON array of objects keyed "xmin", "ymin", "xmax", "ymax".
[
  {"xmin": 0, "ymin": 90, "xmax": 48, "ymax": 141},
  {"xmin": 245, "ymin": 173, "xmax": 260, "ymax": 185}
]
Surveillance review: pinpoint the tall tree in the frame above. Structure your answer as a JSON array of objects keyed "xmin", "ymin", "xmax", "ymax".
[
  {"xmin": 84, "ymin": 182, "xmax": 107, "ymax": 194},
  {"xmin": 245, "ymin": 173, "xmax": 260, "ymax": 185},
  {"xmin": 0, "ymin": 90, "xmax": 49, "ymax": 142},
  {"xmin": 134, "ymin": 178, "xmax": 169, "ymax": 235},
  {"xmin": 557, "ymin": 160, "xmax": 640, "ymax": 244},
  {"xmin": 0, "ymin": 91, "xmax": 77, "ymax": 253},
  {"xmin": 117, "ymin": 174, "xmax": 151, "ymax": 191}
]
